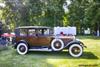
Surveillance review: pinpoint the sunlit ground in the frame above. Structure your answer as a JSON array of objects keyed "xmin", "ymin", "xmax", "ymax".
[{"xmin": 0, "ymin": 36, "xmax": 100, "ymax": 67}]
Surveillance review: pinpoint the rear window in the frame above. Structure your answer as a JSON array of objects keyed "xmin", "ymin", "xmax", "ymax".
[{"xmin": 15, "ymin": 28, "xmax": 28, "ymax": 36}]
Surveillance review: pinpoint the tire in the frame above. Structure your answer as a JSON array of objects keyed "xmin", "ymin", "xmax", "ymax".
[
  {"xmin": 51, "ymin": 39, "xmax": 64, "ymax": 51},
  {"xmin": 17, "ymin": 43, "xmax": 28, "ymax": 55},
  {"xmin": 68, "ymin": 44, "xmax": 83, "ymax": 57}
]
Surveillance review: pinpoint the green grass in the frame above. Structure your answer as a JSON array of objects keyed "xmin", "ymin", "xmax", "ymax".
[{"xmin": 0, "ymin": 36, "xmax": 100, "ymax": 67}]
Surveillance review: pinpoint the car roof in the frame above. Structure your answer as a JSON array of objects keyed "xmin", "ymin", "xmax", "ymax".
[{"xmin": 16, "ymin": 26, "xmax": 51, "ymax": 29}]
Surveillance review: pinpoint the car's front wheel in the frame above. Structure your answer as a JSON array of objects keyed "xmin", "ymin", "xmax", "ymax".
[
  {"xmin": 17, "ymin": 43, "xmax": 28, "ymax": 55},
  {"xmin": 68, "ymin": 44, "xmax": 83, "ymax": 57}
]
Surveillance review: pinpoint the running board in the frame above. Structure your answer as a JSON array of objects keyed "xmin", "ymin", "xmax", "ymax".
[{"xmin": 29, "ymin": 48, "xmax": 52, "ymax": 51}]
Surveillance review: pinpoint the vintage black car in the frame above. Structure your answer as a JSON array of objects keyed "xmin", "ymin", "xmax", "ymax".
[{"xmin": 13, "ymin": 26, "xmax": 86, "ymax": 57}]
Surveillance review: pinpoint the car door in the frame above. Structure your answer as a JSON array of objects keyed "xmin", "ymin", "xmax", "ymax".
[
  {"xmin": 27, "ymin": 28, "xmax": 52, "ymax": 46},
  {"xmin": 36, "ymin": 35, "xmax": 52, "ymax": 46}
]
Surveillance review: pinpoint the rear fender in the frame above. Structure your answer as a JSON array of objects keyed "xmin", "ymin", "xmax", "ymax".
[{"xmin": 14, "ymin": 40, "xmax": 28, "ymax": 49}]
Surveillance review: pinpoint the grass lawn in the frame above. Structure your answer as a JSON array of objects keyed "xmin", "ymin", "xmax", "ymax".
[{"xmin": 0, "ymin": 36, "xmax": 100, "ymax": 67}]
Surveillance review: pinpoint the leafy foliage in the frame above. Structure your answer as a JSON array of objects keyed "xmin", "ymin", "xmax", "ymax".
[
  {"xmin": 1, "ymin": 0, "xmax": 67, "ymax": 30},
  {"xmin": 0, "ymin": 0, "xmax": 100, "ymax": 35},
  {"xmin": 68, "ymin": 0, "xmax": 100, "ymax": 34}
]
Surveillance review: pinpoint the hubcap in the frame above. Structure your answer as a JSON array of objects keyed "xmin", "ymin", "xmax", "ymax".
[
  {"xmin": 19, "ymin": 45, "xmax": 26, "ymax": 52},
  {"xmin": 71, "ymin": 46, "xmax": 80, "ymax": 55},
  {"xmin": 54, "ymin": 41, "xmax": 62, "ymax": 49}
]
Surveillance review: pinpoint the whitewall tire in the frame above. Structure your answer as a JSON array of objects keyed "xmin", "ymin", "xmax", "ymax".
[
  {"xmin": 17, "ymin": 43, "xmax": 28, "ymax": 55},
  {"xmin": 69, "ymin": 44, "xmax": 83, "ymax": 57},
  {"xmin": 51, "ymin": 39, "xmax": 64, "ymax": 51}
]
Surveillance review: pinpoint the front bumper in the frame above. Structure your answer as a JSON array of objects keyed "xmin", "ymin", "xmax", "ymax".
[{"xmin": 75, "ymin": 39, "xmax": 87, "ymax": 48}]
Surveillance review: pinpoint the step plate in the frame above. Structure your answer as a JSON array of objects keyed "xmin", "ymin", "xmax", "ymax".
[{"xmin": 29, "ymin": 48, "xmax": 52, "ymax": 51}]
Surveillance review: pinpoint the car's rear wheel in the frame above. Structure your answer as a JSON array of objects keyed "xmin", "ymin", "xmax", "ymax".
[
  {"xmin": 51, "ymin": 39, "xmax": 64, "ymax": 51},
  {"xmin": 68, "ymin": 44, "xmax": 83, "ymax": 57},
  {"xmin": 17, "ymin": 43, "xmax": 28, "ymax": 55}
]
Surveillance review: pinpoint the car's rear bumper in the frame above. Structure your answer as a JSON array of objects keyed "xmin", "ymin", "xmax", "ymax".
[{"xmin": 12, "ymin": 43, "xmax": 17, "ymax": 49}]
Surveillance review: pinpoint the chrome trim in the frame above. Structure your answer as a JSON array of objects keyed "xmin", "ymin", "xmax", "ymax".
[{"xmin": 29, "ymin": 48, "xmax": 52, "ymax": 51}]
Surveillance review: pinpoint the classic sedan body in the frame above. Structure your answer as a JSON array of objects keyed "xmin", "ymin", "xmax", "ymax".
[{"xmin": 13, "ymin": 26, "xmax": 86, "ymax": 57}]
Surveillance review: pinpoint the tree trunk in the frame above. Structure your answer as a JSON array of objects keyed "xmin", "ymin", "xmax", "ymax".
[
  {"xmin": 97, "ymin": 30, "xmax": 99, "ymax": 36},
  {"xmin": 97, "ymin": 22, "xmax": 100, "ymax": 36}
]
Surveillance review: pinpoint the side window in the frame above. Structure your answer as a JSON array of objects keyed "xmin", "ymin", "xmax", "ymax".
[
  {"xmin": 44, "ymin": 29, "xmax": 49, "ymax": 35},
  {"xmin": 28, "ymin": 29, "xmax": 42, "ymax": 36},
  {"xmin": 28, "ymin": 29, "xmax": 35, "ymax": 36},
  {"xmin": 20, "ymin": 29, "xmax": 27, "ymax": 36},
  {"xmin": 35, "ymin": 29, "xmax": 43, "ymax": 36}
]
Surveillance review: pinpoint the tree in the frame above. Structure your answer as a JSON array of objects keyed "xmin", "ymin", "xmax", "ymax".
[
  {"xmin": 1, "ymin": 0, "xmax": 67, "ymax": 31},
  {"xmin": 67, "ymin": 0, "xmax": 100, "ymax": 35},
  {"xmin": 68, "ymin": 0, "xmax": 86, "ymax": 34}
]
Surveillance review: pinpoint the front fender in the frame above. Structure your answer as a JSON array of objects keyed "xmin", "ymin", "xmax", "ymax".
[{"xmin": 65, "ymin": 40, "xmax": 86, "ymax": 49}]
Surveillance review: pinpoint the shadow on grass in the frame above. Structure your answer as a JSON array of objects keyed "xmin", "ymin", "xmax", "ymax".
[{"xmin": 28, "ymin": 51, "xmax": 98, "ymax": 59}]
